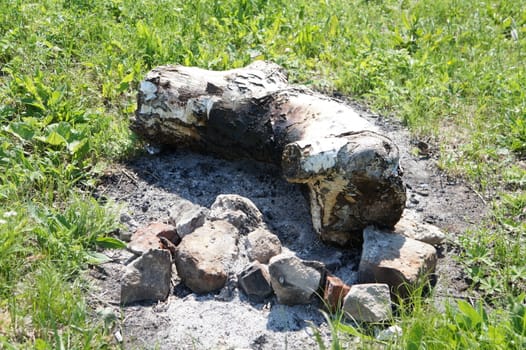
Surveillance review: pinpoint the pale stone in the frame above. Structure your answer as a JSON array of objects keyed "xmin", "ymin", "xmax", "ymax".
[
  {"xmin": 246, "ymin": 228, "xmax": 282, "ymax": 264},
  {"xmin": 121, "ymin": 249, "xmax": 172, "ymax": 304},
  {"xmin": 395, "ymin": 211, "xmax": 446, "ymax": 245},
  {"xmin": 358, "ymin": 226, "xmax": 437, "ymax": 296},
  {"xmin": 169, "ymin": 199, "xmax": 208, "ymax": 237},
  {"xmin": 268, "ymin": 254, "xmax": 321, "ymax": 305},
  {"xmin": 174, "ymin": 220, "xmax": 239, "ymax": 293},
  {"xmin": 342, "ymin": 283, "xmax": 392, "ymax": 322},
  {"xmin": 119, "ymin": 230, "xmax": 133, "ymax": 242},
  {"xmin": 209, "ymin": 194, "xmax": 264, "ymax": 234},
  {"xmin": 376, "ymin": 325, "xmax": 403, "ymax": 341}
]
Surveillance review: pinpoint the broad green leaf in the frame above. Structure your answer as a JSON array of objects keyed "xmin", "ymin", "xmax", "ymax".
[
  {"xmin": 121, "ymin": 71, "xmax": 134, "ymax": 84},
  {"xmin": 39, "ymin": 131, "xmax": 67, "ymax": 146},
  {"xmin": 117, "ymin": 72, "xmax": 135, "ymax": 93},
  {"xmin": 511, "ymin": 300, "xmax": 526, "ymax": 335},
  {"xmin": 48, "ymin": 122, "xmax": 73, "ymax": 137},
  {"xmin": 95, "ymin": 236, "xmax": 127, "ymax": 249},
  {"xmin": 85, "ymin": 251, "xmax": 111, "ymax": 265},
  {"xmin": 328, "ymin": 15, "xmax": 339, "ymax": 38},
  {"xmin": 6, "ymin": 122, "xmax": 35, "ymax": 141},
  {"xmin": 47, "ymin": 90, "xmax": 63, "ymax": 107},
  {"xmin": 487, "ymin": 325, "xmax": 506, "ymax": 347},
  {"xmin": 21, "ymin": 98, "xmax": 45, "ymax": 111},
  {"xmin": 67, "ymin": 138, "xmax": 89, "ymax": 158},
  {"xmin": 457, "ymin": 300, "xmax": 483, "ymax": 329}
]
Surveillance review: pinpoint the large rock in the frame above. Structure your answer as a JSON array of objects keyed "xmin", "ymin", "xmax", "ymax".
[
  {"xmin": 169, "ymin": 199, "xmax": 208, "ymax": 237},
  {"xmin": 343, "ymin": 283, "xmax": 392, "ymax": 322},
  {"xmin": 246, "ymin": 228, "xmax": 282, "ymax": 264},
  {"xmin": 395, "ymin": 211, "xmax": 445, "ymax": 245},
  {"xmin": 128, "ymin": 222, "xmax": 180, "ymax": 255},
  {"xmin": 174, "ymin": 220, "xmax": 239, "ymax": 293},
  {"xmin": 358, "ymin": 226, "xmax": 437, "ymax": 296},
  {"xmin": 268, "ymin": 254, "xmax": 322, "ymax": 305},
  {"xmin": 237, "ymin": 261, "xmax": 273, "ymax": 302},
  {"xmin": 121, "ymin": 249, "xmax": 172, "ymax": 304},
  {"xmin": 209, "ymin": 194, "xmax": 264, "ymax": 234}
]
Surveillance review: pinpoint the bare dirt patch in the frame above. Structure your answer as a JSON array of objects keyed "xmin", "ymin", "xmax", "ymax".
[{"xmin": 89, "ymin": 100, "xmax": 486, "ymax": 349}]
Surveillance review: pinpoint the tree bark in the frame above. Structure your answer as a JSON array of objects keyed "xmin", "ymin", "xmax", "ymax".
[{"xmin": 131, "ymin": 61, "xmax": 406, "ymax": 246}]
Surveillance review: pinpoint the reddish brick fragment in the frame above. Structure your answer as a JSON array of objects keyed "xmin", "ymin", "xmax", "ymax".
[
  {"xmin": 129, "ymin": 222, "xmax": 180, "ymax": 255},
  {"xmin": 324, "ymin": 275, "xmax": 351, "ymax": 311}
]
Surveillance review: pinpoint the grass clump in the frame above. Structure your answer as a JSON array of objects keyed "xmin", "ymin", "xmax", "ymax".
[
  {"xmin": 0, "ymin": 0, "xmax": 525, "ymax": 348},
  {"xmin": 317, "ymin": 287, "xmax": 525, "ymax": 350}
]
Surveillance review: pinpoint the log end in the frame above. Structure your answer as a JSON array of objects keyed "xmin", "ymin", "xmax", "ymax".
[{"xmin": 282, "ymin": 132, "xmax": 406, "ymax": 246}]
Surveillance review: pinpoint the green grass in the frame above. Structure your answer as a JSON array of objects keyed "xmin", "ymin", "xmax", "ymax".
[
  {"xmin": 318, "ymin": 288, "xmax": 526, "ymax": 349},
  {"xmin": 0, "ymin": 0, "xmax": 525, "ymax": 348}
]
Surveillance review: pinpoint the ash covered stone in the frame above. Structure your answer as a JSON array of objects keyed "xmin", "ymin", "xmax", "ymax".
[
  {"xmin": 169, "ymin": 199, "xmax": 208, "ymax": 237},
  {"xmin": 343, "ymin": 283, "xmax": 392, "ymax": 322},
  {"xmin": 246, "ymin": 228, "xmax": 282, "ymax": 264},
  {"xmin": 209, "ymin": 194, "xmax": 264, "ymax": 234},
  {"xmin": 358, "ymin": 226, "xmax": 437, "ymax": 296},
  {"xmin": 174, "ymin": 220, "xmax": 239, "ymax": 293},
  {"xmin": 268, "ymin": 254, "xmax": 322, "ymax": 305},
  {"xmin": 395, "ymin": 211, "xmax": 446, "ymax": 245},
  {"xmin": 121, "ymin": 248, "xmax": 172, "ymax": 304}
]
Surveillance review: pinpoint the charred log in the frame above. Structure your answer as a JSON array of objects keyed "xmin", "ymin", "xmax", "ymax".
[{"xmin": 132, "ymin": 61, "xmax": 406, "ymax": 245}]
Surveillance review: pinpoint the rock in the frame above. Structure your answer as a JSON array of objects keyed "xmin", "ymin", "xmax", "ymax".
[
  {"xmin": 237, "ymin": 261, "xmax": 273, "ymax": 302},
  {"xmin": 121, "ymin": 249, "xmax": 172, "ymax": 304},
  {"xmin": 120, "ymin": 212, "xmax": 139, "ymax": 227},
  {"xmin": 119, "ymin": 230, "xmax": 133, "ymax": 242},
  {"xmin": 119, "ymin": 212, "xmax": 138, "ymax": 242},
  {"xmin": 395, "ymin": 211, "xmax": 446, "ymax": 245},
  {"xmin": 114, "ymin": 330, "xmax": 123, "ymax": 343},
  {"xmin": 128, "ymin": 222, "xmax": 180, "ymax": 255},
  {"xmin": 209, "ymin": 194, "xmax": 264, "ymax": 234},
  {"xmin": 214, "ymin": 274, "xmax": 237, "ymax": 302},
  {"xmin": 342, "ymin": 283, "xmax": 392, "ymax": 323},
  {"xmin": 268, "ymin": 254, "xmax": 321, "ymax": 305},
  {"xmin": 323, "ymin": 275, "xmax": 351, "ymax": 311},
  {"xmin": 358, "ymin": 226, "xmax": 437, "ymax": 296},
  {"xmin": 246, "ymin": 228, "xmax": 282, "ymax": 264},
  {"xmin": 159, "ymin": 236, "xmax": 178, "ymax": 258},
  {"xmin": 174, "ymin": 220, "xmax": 239, "ymax": 293},
  {"xmin": 169, "ymin": 199, "xmax": 208, "ymax": 237},
  {"xmin": 303, "ymin": 260, "xmax": 327, "ymax": 280},
  {"xmin": 376, "ymin": 325, "xmax": 403, "ymax": 341}
]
